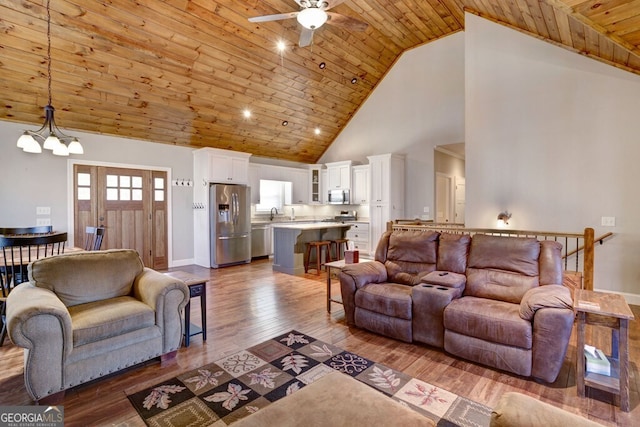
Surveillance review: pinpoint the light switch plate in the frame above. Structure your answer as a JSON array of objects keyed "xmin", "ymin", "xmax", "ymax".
[
  {"xmin": 36, "ymin": 206, "xmax": 51, "ymax": 215},
  {"xmin": 36, "ymin": 218, "xmax": 51, "ymax": 226},
  {"xmin": 601, "ymin": 216, "xmax": 616, "ymax": 227}
]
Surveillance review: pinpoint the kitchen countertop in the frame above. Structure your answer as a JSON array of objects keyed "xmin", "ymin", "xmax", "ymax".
[
  {"xmin": 271, "ymin": 222, "xmax": 352, "ymax": 230},
  {"xmin": 251, "ymin": 219, "xmax": 369, "ymax": 225}
]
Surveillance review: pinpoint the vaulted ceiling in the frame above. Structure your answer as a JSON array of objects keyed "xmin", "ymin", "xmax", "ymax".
[{"xmin": 2, "ymin": 0, "xmax": 639, "ymax": 163}]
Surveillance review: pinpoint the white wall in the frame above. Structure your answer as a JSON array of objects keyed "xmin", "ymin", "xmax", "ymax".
[
  {"xmin": 465, "ymin": 13, "xmax": 640, "ymax": 301},
  {"xmin": 320, "ymin": 32, "xmax": 466, "ymax": 220},
  {"xmin": 0, "ymin": 120, "xmax": 194, "ymax": 265}
]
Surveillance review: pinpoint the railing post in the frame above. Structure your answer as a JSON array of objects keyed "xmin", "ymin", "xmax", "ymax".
[{"xmin": 584, "ymin": 227, "xmax": 594, "ymax": 291}]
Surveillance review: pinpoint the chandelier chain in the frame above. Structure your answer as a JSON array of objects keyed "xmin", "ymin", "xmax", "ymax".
[{"xmin": 47, "ymin": 0, "xmax": 52, "ymax": 106}]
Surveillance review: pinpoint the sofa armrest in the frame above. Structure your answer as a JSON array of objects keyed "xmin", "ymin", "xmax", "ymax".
[
  {"xmin": 339, "ymin": 261, "xmax": 387, "ymax": 325},
  {"xmin": 520, "ymin": 285, "xmax": 574, "ymax": 382},
  {"xmin": 519, "ymin": 285, "xmax": 572, "ymax": 321},
  {"xmin": 7, "ymin": 282, "xmax": 72, "ymax": 401},
  {"xmin": 133, "ymin": 268, "xmax": 190, "ymax": 353}
]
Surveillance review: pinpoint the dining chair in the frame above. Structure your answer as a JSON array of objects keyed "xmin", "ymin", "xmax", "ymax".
[
  {"xmin": 0, "ymin": 225, "xmax": 53, "ymax": 236},
  {"xmin": 84, "ymin": 226, "xmax": 105, "ymax": 251},
  {"xmin": 0, "ymin": 232, "xmax": 68, "ymax": 346}
]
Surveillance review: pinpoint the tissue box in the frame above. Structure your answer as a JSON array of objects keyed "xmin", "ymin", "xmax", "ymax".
[
  {"xmin": 585, "ymin": 347, "xmax": 611, "ymax": 376},
  {"xmin": 345, "ymin": 250, "xmax": 359, "ymax": 264}
]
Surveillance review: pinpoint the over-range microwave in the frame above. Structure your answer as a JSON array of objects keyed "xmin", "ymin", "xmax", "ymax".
[{"xmin": 328, "ymin": 189, "xmax": 350, "ymax": 205}]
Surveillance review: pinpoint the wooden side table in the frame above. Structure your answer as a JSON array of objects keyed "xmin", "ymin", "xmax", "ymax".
[
  {"xmin": 574, "ymin": 289, "xmax": 635, "ymax": 411},
  {"xmin": 164, "ymin": 271, "xmax": 209, "ymax": 347}
]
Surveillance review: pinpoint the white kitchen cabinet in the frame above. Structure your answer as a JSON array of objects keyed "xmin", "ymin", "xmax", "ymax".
[
  {"xmin": 325, "ymin": 160, "xmax": 352, "ymax": 190},
  {"xmin": 308, "ymin": 165, "xmax": 323, "ymax": 205},
  {"xmin": 289, "ymin": 168, "xmax": 309, "ymax": 204},
  {"xmin": 210, "ymin": 152, "xmax": 250, "ymax": 183},
  {"xmin": 194, "ymin": 147, "xmax": 251, "ymax": 185},
  {"xmin": 321, "ymin": 170, "xmax": 328, "ymax": 204},
  {"xmin": 367, "ymin": 153, "xmax": 404, "ymax": 248},
  {"xmin": 351, "ymin": 165, "xmax": 369, "ymax": 205},
  {"xmin": 248, "ymin": 164, "xmax": 261, "ymax": 204},
  {"xmin": 346, "ymin": 222, "xmax": 370, "ymax": 254}
]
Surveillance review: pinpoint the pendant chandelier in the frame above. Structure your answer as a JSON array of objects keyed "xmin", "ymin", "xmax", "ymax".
[{"xmin": 16, "ymin": 0, "xmax": 83, "ymax": 156}]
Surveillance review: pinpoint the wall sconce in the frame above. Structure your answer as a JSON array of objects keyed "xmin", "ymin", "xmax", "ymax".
[{"xmin": 497, "ymin": 211, "xmax": 512, "ymax": 225}]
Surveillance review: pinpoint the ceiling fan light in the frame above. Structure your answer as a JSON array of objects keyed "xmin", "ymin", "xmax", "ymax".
[
  {"xmin": 67, "ymin": 138, "xmax": 84, "ymax": 154},
  {"xmin": 297, "ymin": 8, "xmax": 327, "ymax": 30}
]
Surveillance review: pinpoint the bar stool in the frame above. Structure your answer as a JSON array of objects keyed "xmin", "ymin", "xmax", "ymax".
[
  {"xmin": 331, "ymin": 238, "xmax": 349, "ymax": 260},
  {"xmin": 305, "ymin": 240, "xmax": 332, "ymax": 274}
]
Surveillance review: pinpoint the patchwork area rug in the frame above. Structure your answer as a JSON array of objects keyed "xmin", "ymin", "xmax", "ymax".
[{"xmin": 128, "ymin": 330, "xmax": 492, "ymax": 426}]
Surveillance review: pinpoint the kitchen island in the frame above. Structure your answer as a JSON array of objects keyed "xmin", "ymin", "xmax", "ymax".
[{"xmin": 272, "ymin": 222, "xmax": 352, "ymax": 275}]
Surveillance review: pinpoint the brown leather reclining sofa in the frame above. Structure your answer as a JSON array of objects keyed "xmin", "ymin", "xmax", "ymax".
[{"xmin": 339, "ymin": 229, "xmax": 575, "ymax": 383}]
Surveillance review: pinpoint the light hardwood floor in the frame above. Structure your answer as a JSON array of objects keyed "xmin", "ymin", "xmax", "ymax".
[{"xmin": 0, "ymin": 259, "xmax": 637, "ymax": 426}]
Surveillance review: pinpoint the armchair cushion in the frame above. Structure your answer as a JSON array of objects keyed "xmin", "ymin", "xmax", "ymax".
[
  {"xmin": 519, "ymin": 285, "xmax": 573, "ymax": 321},
  {"xmin": 28, "ymin": 249, "xmax": 143, "ymax": 307},
  {"xmin": 68, "ymin": 296, "xmax": 155, "ymax": 346}
]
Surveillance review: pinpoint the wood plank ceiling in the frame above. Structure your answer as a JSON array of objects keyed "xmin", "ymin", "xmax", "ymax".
[{"xmin": 1, "ymin": 0, "xmax": 639, "ymax": 164}]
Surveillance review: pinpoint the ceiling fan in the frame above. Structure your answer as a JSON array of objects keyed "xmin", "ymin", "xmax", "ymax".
[{"xmin": 248, "ymin": 0, "xmax": 368, "ymax": 47}]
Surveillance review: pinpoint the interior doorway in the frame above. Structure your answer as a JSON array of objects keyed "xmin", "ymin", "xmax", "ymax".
[
  {"xmin": 72, "ymin": 163, "xmax": 169, "ymax": 269},
  {"xmin": 435, "ymin": 173, "xmax": 453, "ymax": 223},
  {"xmin": 434, "ymin": 144, "xmax": 465, "ymax": 225}
]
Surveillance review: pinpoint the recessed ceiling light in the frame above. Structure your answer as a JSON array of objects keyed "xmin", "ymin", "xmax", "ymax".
[
  {"xmin": 282, "ymin": 120, "xmax": 288, "ymax": 126},
  {"xmin": 243, "ymin": 109, "xmax": 251, "ymax": 118},
  {"xmin": 319, "ymin": 62, "xmax": 326, "ymax": 69},
  {"xmin": 351, "ymin": 77, "xmax": 357, "ymax": 84},
  {"xmin": 314, "ymin": 128, "xmax": 321, "ymax": 135},
  {"xmin": 276, "ymin": 40, "xmax": 286, "ymax": 52}
]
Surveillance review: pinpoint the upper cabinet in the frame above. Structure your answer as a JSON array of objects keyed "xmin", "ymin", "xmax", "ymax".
[
  {"xmin": 289, "ymin": 168, "xmax": 309, "ymax": 204},
  {"xmin": 194, "ymin": 147, "xmax": 251, "ymax": 185},
  {"xmin": 325, "ymin": 160, "xmax": 352, "ymax": 190},
  {"xmin": 352, "ymin": 165, "xmax": 369, "ymax": 205},
  {"xmin": 308, "ymin": 165, "xmax": 323, "ymax": 205}
]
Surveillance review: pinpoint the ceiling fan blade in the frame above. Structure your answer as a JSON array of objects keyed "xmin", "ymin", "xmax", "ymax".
[
  {"xmin": 326, "ymin": 12, "xmax": 368, "ymax": 31},
  {"xmin": 299, "ymin": 27, "xmax": 314, "ymax": 47},
  {"xmin": 248, "ymin": 11, "xmax": 298, "ymax": 23}
]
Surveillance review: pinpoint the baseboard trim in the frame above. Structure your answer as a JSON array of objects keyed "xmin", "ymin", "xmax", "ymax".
[
  {"xmin": 593, "ymin": 288, "xmax": 640, "ymax": 306},
  {"xmin": 170, "ymin": 258, "xmax": 195, "ymax": 268}
]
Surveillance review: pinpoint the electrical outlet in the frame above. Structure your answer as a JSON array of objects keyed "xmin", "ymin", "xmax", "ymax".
[
  {"xmin": 423, "ymin": 206, "xmax": 430, "ymax": 213},
  {"xmin": 601, "ymin": 216, "xmax": 616, "ymax": 227},
  {"xmin": 36, "ymin": 206, "xmax": 51, "ymax": 215},
  {"xmin": 36, "ymin": 218, "xmax": 51, "ymax": 226}
]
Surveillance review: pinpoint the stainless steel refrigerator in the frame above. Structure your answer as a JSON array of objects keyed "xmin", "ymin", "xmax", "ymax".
[{"xmin": 210, "ymin": 183, "xmax": 251, "ymax": 268}]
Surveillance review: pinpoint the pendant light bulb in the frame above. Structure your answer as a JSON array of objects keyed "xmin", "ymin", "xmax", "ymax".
[
  {"xmin": 52, "ymin": 140, "xmax": 69, "ymax": 156},
  {"xmin": 22, "ymin": 135, "xmax": 43, "ymax": 153},
  {"xmin": 67, "ymin": 138, "xmax": 84, "ymax": 154},
  {"xmin": 43, "ymin": 134, "xmax": 60, "ymax": 150},
  {"xmin": 17, "ymin": 132, "xmax": 34, "ymax": 149}
]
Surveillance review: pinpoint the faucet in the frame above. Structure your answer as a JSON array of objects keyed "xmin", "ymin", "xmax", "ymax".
[{"xmin": 270, "ymin": 207, "xmax": 278, "ymax": 221}]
